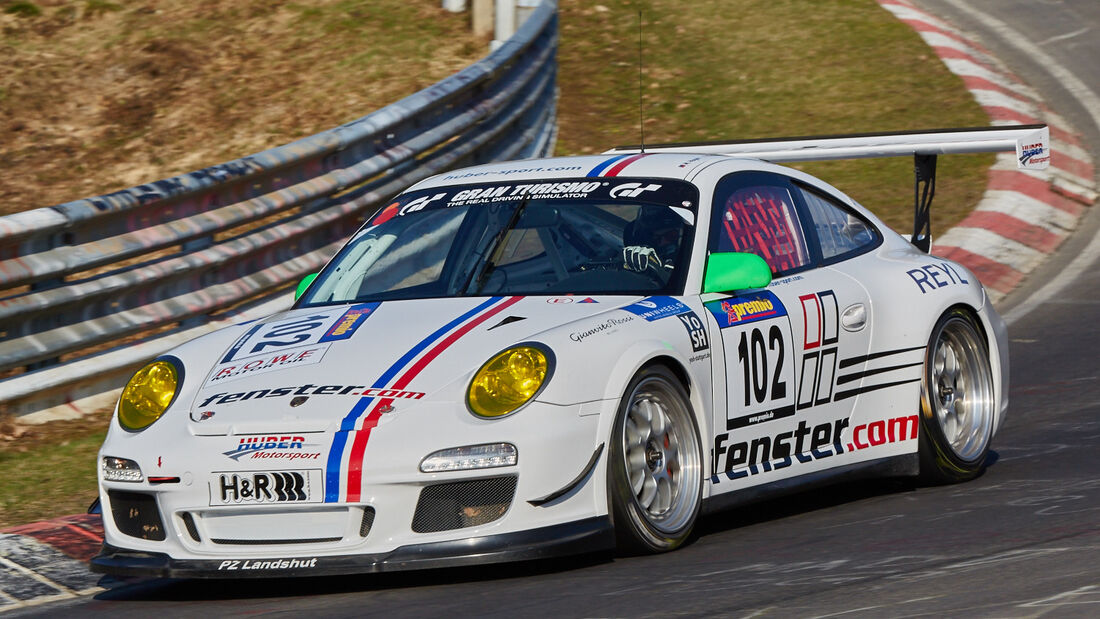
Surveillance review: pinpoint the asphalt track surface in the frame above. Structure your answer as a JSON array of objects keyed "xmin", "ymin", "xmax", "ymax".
[{"xmin": 15, "ymin": 2, "xmax": 1100, "ymax": 616}]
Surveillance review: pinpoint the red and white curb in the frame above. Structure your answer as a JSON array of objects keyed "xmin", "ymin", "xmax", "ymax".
[
  {"xmin": 0, "ymin": 515, "xmax": 104, "ymax": 612},
  {"xmin": 879, "ymin": 0, "xmax": 1097, "ymax": 302}
]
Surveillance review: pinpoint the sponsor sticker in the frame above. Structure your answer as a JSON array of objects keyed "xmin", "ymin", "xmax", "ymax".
[
  {"xmin": 211, "ymin": 469, "xmax": 322, "ymax": 505},
  {"xmin": 218, "ymin": 558, "xmax": 319, "ymax": 571},
  {"xmin": 569, "ymin": 315, "xmax": 635, "ymax": 343},
  {"xmin": 220, "ymin": 303, "xmax": 379, "ymax": 365},
  {"xmin": 205, "ymin": 344, "xmax": 329, "ymax": 386},
  {"xmin": 196, "ymin": 385, "xmax": 426, "ymax": 408},
  {"xmin": 223, "ymin": 435, "xmax": 322, "ymax": 462},
  {"xmin": 621, "ymin": 296, "xmax": 691, "ymax": 322},
  {"xmin": 676, "ymin": 310, "xmax": 709, "ymax": 352},
  {"xmin": 1017, "ymin": 140, "xmax": 1050, "ymax": 168},
  {"xmin": 712, "ymin": 414, "xmax": 917, "ymax": 483},
  {"xmin": 388, "ymin": 178, "xmax": 699, "ymax": 215},
  {"xmin": 318, "ymin": 305, "xmax": 377, "ymax": 342},
  {"xmin": 906, "ymin": 262, "xmax": 969, "ymax": 294},
  {"xmin": 705, "ymin": 290, "xmax": 786, "ymax": 328}
]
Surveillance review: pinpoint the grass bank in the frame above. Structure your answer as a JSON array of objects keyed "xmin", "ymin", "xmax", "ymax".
[{"xmin": 556, "ymin": 0, "xmax": 992, "ymax": 233}]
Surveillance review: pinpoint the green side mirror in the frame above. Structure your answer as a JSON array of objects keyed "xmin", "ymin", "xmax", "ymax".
[
  {"xmin": 703, "ymin": 252, "xmax": 772, "ymax": 293},
  {"xmin": 295, "ymin": 272, "xmax": 319, "ymax": 301}
]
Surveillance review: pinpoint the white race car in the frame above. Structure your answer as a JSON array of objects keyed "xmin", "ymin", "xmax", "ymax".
[{"xmin": 92, "ymin": 126, "xmax": 1048, "ymax": 578}]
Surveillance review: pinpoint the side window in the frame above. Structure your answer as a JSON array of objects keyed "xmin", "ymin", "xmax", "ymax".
[
  {"xmin": 710, "ymin": 173, "xmax": 811, "ymax": 275},
  {"xmin": 796, "ymin": 185, "xmax": 880, "ymax": 262}
]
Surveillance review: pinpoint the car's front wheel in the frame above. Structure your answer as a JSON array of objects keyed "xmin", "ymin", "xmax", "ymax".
[
  {"xmin": 608, "ymin": 365, "xmax": 703, "ymax": 553},
  {"xmin": 919, "ymin": 308, "xmax": 996, "ymax": 483}
]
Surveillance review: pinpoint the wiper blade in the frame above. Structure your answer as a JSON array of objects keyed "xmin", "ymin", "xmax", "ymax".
[{"xmin": 462, "ymin": 200, "xmax": 529, "ymax": 295}]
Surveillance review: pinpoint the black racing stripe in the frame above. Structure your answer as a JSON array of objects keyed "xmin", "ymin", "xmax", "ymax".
[
  {"xmin": 836, "ymin": 361, "xmax": 925, "ymax": 385},
  {"xmin": 833, "ymin": 378, "xmax": 921, "ymax": 401},
  {"xmin": 839, "ymin": 345, "xmax": 927, "ymax": 369},
  {"xmin": 487, "ymin": 316, "xmax": 526, "ymax": 331}
]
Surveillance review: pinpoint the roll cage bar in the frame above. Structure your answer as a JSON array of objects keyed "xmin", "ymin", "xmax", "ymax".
[{"xmin": 605, "ymin": 124, "xmax": 1050, "ymax": 253}]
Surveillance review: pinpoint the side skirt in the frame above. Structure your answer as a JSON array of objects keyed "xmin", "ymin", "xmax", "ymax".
[{"xmin": 701, "ymin": 453, "xmax": 919, "ymax": 515}]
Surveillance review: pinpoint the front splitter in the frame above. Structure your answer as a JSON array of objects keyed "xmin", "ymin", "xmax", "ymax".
[{"xmin": 90, "ymin": 516, "xmax": 613, "ymax": 579}]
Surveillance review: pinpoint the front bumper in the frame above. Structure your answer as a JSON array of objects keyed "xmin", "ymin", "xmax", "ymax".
[
  {"xmin": 90, "ymin": 516, "xmax": 613, "ymax": 579},
  {"xmin": 95, "ymin": 397, "xmax": 617, "ymax": 577}
]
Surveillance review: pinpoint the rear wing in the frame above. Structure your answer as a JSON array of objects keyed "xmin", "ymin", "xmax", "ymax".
[{"xmin": 605, "ymin": 125, "xmax": 1050, "ymax": 252}]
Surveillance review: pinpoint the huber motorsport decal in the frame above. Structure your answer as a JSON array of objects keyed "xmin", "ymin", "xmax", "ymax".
[{"xmin": 223, "ymin": 435, "xmax": 322, "ymax": 462}]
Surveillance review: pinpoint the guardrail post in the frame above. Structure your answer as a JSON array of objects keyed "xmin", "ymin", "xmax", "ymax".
[
  {"xmin": 472, "ymin": 0, "xmax": 493, "ymax": 37},
  {"xmin": 491, "ymin": 0, "xmax": 515, "ymax": 50}
]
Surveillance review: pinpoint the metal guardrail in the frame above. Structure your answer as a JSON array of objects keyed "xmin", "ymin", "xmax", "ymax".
[{"xmin": 0, "ymin": 0, "xmax": 559, "ymax": 420}]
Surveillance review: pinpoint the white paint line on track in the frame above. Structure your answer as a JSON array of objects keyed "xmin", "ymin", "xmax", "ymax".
[
  {"xmin": 1019, "ymin": 584, "xmax": 1100, "ymax": 608},
  {"xmin": 1038, "ymin": 26, "xmax": 1093, "ymax": 47}
]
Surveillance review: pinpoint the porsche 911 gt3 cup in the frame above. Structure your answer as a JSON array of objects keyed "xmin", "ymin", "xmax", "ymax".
[{"xmin": 91, "ymin": 125, "xmax": 1048, "ymax": 578}]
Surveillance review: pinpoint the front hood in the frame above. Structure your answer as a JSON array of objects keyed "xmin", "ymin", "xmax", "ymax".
[{"xmin": 187, "ymin": 295, "xmax": 629, "ymax": 428}]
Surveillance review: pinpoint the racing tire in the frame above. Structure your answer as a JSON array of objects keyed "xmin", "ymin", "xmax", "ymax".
[
  {"xmin": 608, "ymin": 366, "xmax": 703, "ymax": 554},
  {"xmin": 918, "ymin": 309, "xmax": 996, "ymax": 483}
]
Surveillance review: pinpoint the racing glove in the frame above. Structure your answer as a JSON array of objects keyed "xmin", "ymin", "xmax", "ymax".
[{"xmin": 623, "ymin": 246, "xmax": 668, "ymax": 273}]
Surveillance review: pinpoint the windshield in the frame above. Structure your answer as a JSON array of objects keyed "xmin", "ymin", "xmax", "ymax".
[{"xmin": 299, "ymin": 178, "xmax": 699, "ymax": 305}]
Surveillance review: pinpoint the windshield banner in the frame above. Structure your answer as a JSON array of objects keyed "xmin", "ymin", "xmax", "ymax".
[{"xmin": 378, "ymin": 178, "xmax": 699, "ymax": 222}]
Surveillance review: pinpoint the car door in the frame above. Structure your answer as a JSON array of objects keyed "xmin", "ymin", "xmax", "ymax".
[{"xmin": 703, "ymin": 172, "xmax": 877, "ymax": 492}]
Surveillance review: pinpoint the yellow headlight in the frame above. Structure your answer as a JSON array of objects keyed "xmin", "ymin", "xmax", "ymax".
[
  {"xmin": 467, "ymin": 345, "xmax": 551, "ymax": 418},
  {"xmin": 118, "ymin": 360, "xmax": 180, "ymax": 431}
]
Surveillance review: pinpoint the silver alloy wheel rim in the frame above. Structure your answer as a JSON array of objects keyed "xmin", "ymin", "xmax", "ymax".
[
  {"xmin": 930, "ymin": 318, "xmax": 995, "ymax": 461},
  {"xmin": 621, "ymin": 376, "xmax": 701, "ymax": 534}
]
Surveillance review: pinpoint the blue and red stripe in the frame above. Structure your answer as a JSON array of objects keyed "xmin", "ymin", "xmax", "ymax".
[
  {"xmin": 324, "ymin": 296, "xmax": 523, "ymax": 503},
  {"xmin": 586, "ymin": 153, "xmax": 649, "ymax": 178}
]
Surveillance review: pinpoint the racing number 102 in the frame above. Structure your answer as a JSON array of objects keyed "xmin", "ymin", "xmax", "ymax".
[{"xmin": 736, "ymin": 325, "xmax": 787, "ymax": 407}]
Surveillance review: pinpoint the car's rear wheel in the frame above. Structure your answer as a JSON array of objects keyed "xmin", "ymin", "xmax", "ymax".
[
  {"xmin": 608, "ymin": 366, "xmax": 702, "ymax": 553},
  {"xmin": 919, "ymin": 309, "xmax": 996, "ymax": 483}
]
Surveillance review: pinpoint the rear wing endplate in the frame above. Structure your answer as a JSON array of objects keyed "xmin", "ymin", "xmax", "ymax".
[{"xmin": 605, "ymin": 125, "xmax": 1050, "ymax": 252}]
